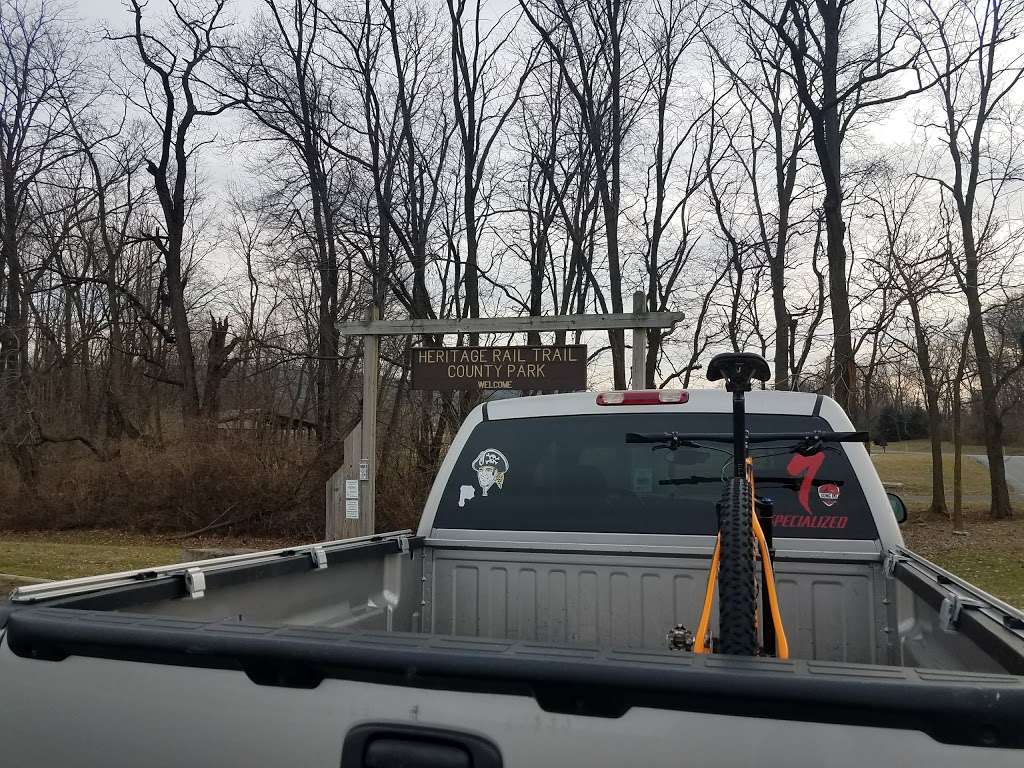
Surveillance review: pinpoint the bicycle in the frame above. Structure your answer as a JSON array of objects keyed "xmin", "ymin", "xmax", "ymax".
[{"xmin": 626, "ymin": 352, "xmax": 868, "ymax": 657}]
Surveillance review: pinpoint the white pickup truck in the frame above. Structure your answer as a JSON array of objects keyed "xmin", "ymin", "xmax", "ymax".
[{"xmin": 2, "ymin": 385, "xmax": 1024, "ymax": 767}]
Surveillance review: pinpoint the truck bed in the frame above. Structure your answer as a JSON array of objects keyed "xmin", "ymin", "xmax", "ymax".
[
  {"xmin": 4, "ymin": 531, "xmax": 1024, "ymax": 762},
  {"xmin": 6, "ymin": 529, "xmax": 1023, "ymax": 671}
]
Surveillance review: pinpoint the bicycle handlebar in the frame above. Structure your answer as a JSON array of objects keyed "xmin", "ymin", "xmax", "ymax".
[{"xmin": 625, "ymin": 430, "xmax": 869, "ymax": 445}]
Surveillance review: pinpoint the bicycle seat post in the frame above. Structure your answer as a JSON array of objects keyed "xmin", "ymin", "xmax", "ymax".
[{"xmin": 706, "ymin": 352, "xmax": 771, "ymax": 478}]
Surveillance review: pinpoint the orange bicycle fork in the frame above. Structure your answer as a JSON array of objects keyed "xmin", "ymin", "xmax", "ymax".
[{"xmin": 692, "ymin": 461, "xmax": 789, "ymax": 659}]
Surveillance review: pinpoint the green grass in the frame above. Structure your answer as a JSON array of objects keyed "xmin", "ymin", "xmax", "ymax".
[
  {"xmin": 926, "ymin": 550, "xmax": 1024, "ymax": 608},
  {"xmin": 903, "ymin": 515, "xmax": 1024, "ymax": 609},
  {"xmin": 0, "ymin": 530, "xmax": 295, "ymax": 597},
  {"xmin": 880, "ymin": 438, "xmax": 1024, "ymax": 456},
  {"xmin": 870, "ymin": 452, "xmax": 1012, "ymax": 502},
  {"xmin": 872, "ymin": 450, "xmax": 1024, "ymax": 607},
  {"xmin": 0, "ymin": 531, "xmax": 181, "ymax": 582}
]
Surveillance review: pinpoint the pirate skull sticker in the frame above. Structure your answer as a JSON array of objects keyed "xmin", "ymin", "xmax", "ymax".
[{"xmin": 471, "ymin": 448, "xmax": 509, "ymax": 497}]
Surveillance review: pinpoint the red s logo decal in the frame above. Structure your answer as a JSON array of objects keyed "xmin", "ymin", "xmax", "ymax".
[{"xmin": 787, "ymin": 452, "xmax": 825, "ymax": 513}]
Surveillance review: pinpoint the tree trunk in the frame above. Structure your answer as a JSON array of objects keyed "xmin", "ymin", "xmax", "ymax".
[
  {"xmin": 802, "ymin": 4, "xmax": 855, "ymax": 415},
  {"xmin": 527, "ymin": 237, "xmax": 545, "ymax": 347},
  {"xmin": 163, "ymin": 245, "xmax": 201, "ymax": 420},
  {"xmin": 770, "ymin": 111, "xmax": 799, "ymax": 391},
  {"xmin": 1, "ymin": 188, "xmax": 23, "ymax": 377},
  {"xmin": 953, "ymin": 380, "xmax": 965, "ymax": 533},
  {"xmin": 925, "ymin": 389, "xmax": 947, "ymax": 516},
  {"xmin": 770, "ymin": 250, "xmax": 789, "ymax": 391},
  {"xmin": 961, "ymin": 227, "xmax": 1012, "ymax": 519},
  {"xmin": 601, "ymin": 194, "xmax": 626, "ymax": 389},
  {"xmin": 822, "ymin": 198, "xmax": 854, "ymax": 414},
  {"xmin": 201, "ymin": 315, "xmax": 238, "ymax": 420},
  {"xmin": 908, "ymin": 296, "xmax": 947, "ymax": 514},
  {"xmin": 463, "ymin": 169, "xmax": 480, "ymax": 346}
]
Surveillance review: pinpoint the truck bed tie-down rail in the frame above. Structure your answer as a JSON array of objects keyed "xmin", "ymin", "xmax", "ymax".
[{"xmin": 6, "ymin": 530, "xmax": 416, "ymax": 604}]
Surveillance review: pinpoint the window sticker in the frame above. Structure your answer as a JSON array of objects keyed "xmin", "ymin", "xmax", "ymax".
[
  {"xmin": 818, "ymin": 483, "xmax": 840, "ymax": 507},
  {"xmin": 458, "ymin": 485, "xmax": 476, "ymax": 507},
  {"xmin": 633, "ymin": 467, "xmax": 653, "ymax": 493},
  {"xmin": 786, "ymin": 451, "xmax": 825, "ymax": 513},
  {"xmin": 471, "ymin": 448, "xmax": 509, "ymax": 498}
]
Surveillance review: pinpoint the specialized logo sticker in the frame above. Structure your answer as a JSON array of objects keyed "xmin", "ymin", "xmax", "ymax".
[
  {"xmin": 818, "ymin": 483, "xmax": 841, "ymax": 507},
  {"xmin": 471, "ymin": 448, "xmax": 509, "ymax": 497},
  {"xmin": 778, "ymin": 452, "xmax": 849, "ymax": 530},
  {"xmin": 786, "ymin": 451, "xmax": 825, "ymax": 513}
]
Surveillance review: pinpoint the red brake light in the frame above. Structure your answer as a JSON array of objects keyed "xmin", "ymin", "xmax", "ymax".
[{"xmin": 596, "ymin": 390, "xmax": 688, "ymax": 406}]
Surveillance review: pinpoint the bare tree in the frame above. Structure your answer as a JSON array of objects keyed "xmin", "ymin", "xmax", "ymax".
[
  {"xmin": 707, "ymin": 0, "xmax": 811, "ymax": 390},
  {"xmin": 0, "ymin": 0, "xmax": 80, "ymax": 481},
  {"xmin": 635, "ymin": 0, "xmax": 712, "ymax": 386},
  {"xmin": 528, "ymin": 55, "xmax": 603, "ymax": 340},
  {"xmin": 514, "ymin": 65, "xmax": 567, "ymax": 343},
  {"xmin": 378, "ymin": 0, "xmax": 453, "ymax": 329},
  {"xmin": 446, "ymin": 1, "xmax": 533, "ymax": 343},
  {"xmin": 521, "ymin": 0, "xmax": 641, "ymax": 388},
  {"xmin": 111, "ymin": 0, "xmax": 242, "ymax": 422},
  {"xmin": 914, "ymin": 0, "xmax": 1024, "ymax": 518},
  {"xmin": 867, "ymin": 167, "xmax": 953, "ymax": 512},
  {"xmin": 69, "ymin": 115, "xmax": 151, "ymax": 440},
  {"xmin": 225, "ymin": 0, "xmax": 358, "ymax": 443},
  {"xmin": 748, "ymin": 0, "xmax": 934, "ymax": 415}
]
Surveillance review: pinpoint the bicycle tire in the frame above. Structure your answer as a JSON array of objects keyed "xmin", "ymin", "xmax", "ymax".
[{"xmin": 717, "ymin": 476, "xmax": 757, "ymax": 655}]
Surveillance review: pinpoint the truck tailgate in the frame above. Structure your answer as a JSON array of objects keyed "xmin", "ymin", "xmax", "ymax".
[{"xmin": 2, "ymin": 607, "xmax": 1023, "ymax": 767}]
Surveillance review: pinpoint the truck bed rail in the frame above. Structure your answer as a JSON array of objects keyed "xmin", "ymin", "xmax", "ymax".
[
  {"xmin": 5, "ymin": 530, "xmax": 418, "ymax": 606},
  {"xmin": 889, "ymin": 546, "xmax": 1024, "ymax": 674}
]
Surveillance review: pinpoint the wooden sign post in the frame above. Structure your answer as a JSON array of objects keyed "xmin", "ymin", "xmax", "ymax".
[
  {"xmin": 329, "ymin": 291, "xmax": 683, "ymax": 537},
  {"xmin": 326, "ymin": 424, "xmax": 366, "ymax": 540}
]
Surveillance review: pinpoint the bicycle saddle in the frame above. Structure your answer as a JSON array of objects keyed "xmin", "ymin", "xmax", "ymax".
[{"xmin": 707, "ymin": 352, "xmax": 771, "ymax": 392}]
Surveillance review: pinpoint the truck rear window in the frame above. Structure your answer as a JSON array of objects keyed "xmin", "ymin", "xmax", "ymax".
[{"xmin": 435, "ymin": 413, "xmax": 878, "ymax": 539}]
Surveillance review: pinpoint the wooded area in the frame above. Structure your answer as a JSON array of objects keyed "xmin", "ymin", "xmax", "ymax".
[{"xmin": 1, "ymin": 0, "xmax": 1022, "ymax": 536}]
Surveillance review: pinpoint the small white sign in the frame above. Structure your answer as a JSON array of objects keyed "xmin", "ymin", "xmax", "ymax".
[
  {"xmin": 345, "ymin": 480, "xmax": 359, "ymax": 500},
  {"xmin": 359, "ymin": 460, "xmax": 369, "ymax": 481},
  {"xmin": 345, "ymin": 499, "xmax": 359, "ymax": 519}
]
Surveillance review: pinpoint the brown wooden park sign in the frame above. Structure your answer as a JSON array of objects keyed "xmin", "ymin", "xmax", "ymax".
[{"xmin": 411, "ymin": 345, "xmax": 587, "ymax": 391}]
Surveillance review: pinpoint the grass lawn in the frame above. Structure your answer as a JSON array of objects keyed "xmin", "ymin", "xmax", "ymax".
[
  {"xmin": 880, "ymin": 438, "xmax": 1024, "ymax": 456},
  {"xmin": 0, "ymin": 531, "xmax": 180, "ymax": 590},
  {"xmin": 873, "ymin": 451, "xmax": 1024, "ymax": 607},
  {"xmin": 0, "ymin": 530, "xmax": 294, "ymax": 597},
  {"xmin": 870, "ymin": 452, "xmax": 1022, "ymax": 507},
  {"xmin": 902, "ymin": 513, "xmax": 1024, "ymax": 609}
]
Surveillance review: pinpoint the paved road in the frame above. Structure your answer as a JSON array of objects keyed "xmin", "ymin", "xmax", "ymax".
[{"xmin": 971, "ymin": 455, "xmax": 1024, "ymax": 493}]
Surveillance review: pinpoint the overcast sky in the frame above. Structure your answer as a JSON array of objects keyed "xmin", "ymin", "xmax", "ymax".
[
  {"xmin": 71, "ymin": 0, "xmax": 264, "ymax": 196},
  {"xmin": 75, "ymin": 0, "xmax": 259, "ymax": 25}
]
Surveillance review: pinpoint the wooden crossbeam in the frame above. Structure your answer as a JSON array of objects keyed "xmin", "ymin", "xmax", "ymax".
[{"xmin": 337, "ymin": 310, "xmax": 684, "ymax": 336}]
